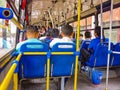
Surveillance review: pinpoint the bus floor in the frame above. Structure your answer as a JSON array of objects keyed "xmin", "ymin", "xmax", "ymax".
[{"xmin": 21, "ymin": 74, "xmax": 120, "ymax": 90}]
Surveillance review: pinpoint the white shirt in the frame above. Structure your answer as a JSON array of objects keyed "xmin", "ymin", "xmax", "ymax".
[{"xmin": 50, "ymin": 37, "xmax": 73, "ymax": 48}]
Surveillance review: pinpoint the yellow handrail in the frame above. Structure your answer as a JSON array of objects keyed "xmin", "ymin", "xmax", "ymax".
[
  {"xmin": 74, "ymin": 0, "xmax": 81, "ymax": 90},
  {"xmin": 0, "ymin": 54, "xmax": 22, "ymax": 90},
  {"xmin": 23, "ymin": 52, "xmax": 74, "ymax": 55},
  {"xmin": 0, "ymin": 64, "xmax": 17, "ymax": 90},
  {"xmin": 11, "ymin": 17, "xmax": 24, "ymax": 30},
  {"xmin": 13, "ymin": 54, "xmax": 22, "ymax": 90},
  {"xmin": 46, "ymin": 57, "xmax": 50, "ymax": 90}
]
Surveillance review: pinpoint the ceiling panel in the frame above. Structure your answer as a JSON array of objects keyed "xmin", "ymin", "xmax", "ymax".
[{"xmin": 27, "ymin": 0, "xmax": 109, "ymax": 25}]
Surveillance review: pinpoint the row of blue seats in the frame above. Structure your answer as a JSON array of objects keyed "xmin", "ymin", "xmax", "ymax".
[
  {"xmin": 17, "ymin": 42, "xmax": 76, "ymax": 79},
  {"xmin": 81, "ymin": 40, "xmax": 120, "ymax": 67},
  {"xmin": 15, "ymin": 41, "xmax": 120, "ymax": 79}
]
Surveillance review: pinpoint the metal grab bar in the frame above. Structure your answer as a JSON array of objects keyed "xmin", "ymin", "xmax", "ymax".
[
  {"xmin": 0, "ymin": 54, "xmax": 22, "ymax": 90},
  {"xmin": 105, "ymin": 0, "xmax": 113, "ymax": 90},
  {"xmin": 11, "ymin": 18, "xmax": 23, "ymax": 30},
  {"xmin": 74, "ymin": 0, "xmax": 81, "ymax": 90}
]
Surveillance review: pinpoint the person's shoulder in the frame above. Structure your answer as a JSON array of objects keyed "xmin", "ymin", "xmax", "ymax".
[
  {"xmin": 26, "ymin": 38, "xmax": 42, "ymax": 43},
  {"xmin": 39, "ymin": 36, "xmax": 46, "ymax": 40},
  {"xmin": 50, "ymin": 38, "xmax": 61, "ymax": 48},
  {"xmin": 90, "ymin": 38, "xmax": 99, "ymax": 42},
  {"xmin": 16, "ymin": 41, "xmax": 25, "ymax": 51},
  {"xmin": 91, "ymin": 38, "xmax": 97, "ymax": 41},
  {"xmin": 51, "ymin": 38, "xmax": 61, "ymax": 42}
]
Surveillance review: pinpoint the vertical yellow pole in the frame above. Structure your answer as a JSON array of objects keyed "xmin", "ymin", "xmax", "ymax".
[
  {"xmin": 46, "ymin": 58, "xmax": 50, "ymax": 90},
  {"xmin": 13, "ymin": 73, "xmax": 18, "ymax": 90},
  {"xmin": 13, "ymin": 54, "xmax": 22, "ymax": 90},
  {"xmin": 74, "ymin": 0, "xmax": 81, "ymax": 90}
]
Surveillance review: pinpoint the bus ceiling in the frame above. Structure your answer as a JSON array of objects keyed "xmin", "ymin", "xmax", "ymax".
[{"xmin": 6, "ymin": 0, "xmax": 120, "ymax": 27}]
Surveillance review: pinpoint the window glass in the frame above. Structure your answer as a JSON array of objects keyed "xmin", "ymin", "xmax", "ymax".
[
  {"xmin": 0, "ymin": 1, "xmax": 17, "ymax": 58},
  {"xmin": 104, "ymin": 29, "xmax": 120, "ymax": 44},
  {"xmin": 80, "ymin": 16, "xmax": 95, "ymax": 30},
  {"xmin": 98, "ymin": 7, "xmax": 120, "ymax": 27},
  {"xmin": 98, "ymin": 7, "xmax": 120, "ymax": 44},
  {"xmin": 0, "ymin": 19, "xmax": 17, "ymax": 49}
]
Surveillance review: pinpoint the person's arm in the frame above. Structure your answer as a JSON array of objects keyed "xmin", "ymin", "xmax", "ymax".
[
  {"xmin": 16, "ymin": 42, "xmax": 24, "ymax": 52},
  {"xmin": 88, "ymin": 40, "xmax": 94, "ymax": 53}
]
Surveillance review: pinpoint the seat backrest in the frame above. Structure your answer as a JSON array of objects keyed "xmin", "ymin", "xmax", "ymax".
[
  {"xmin": 43, "ymin": 37, "xmax": 52, "ymax": 45},
  {"xmin": 112, "ymin": 43, "xmax": 120, "ymax": 66},
  {"xmin": 50, "ymin": 43, "xmax": 76, "ymax": 77},
  {"xmin": 79, "ymin": 40, "xmax": 90, "ymax": 60},
  {"xmin": 86, "ymin": 42, "xmax": 113, "ymax": 67},
  {"xmin": 80, "ymin": 40, "xmax": 90, "ymax": 50},
  {"xmin": 19, "ymin": 42, "xmax": 49, "ymax": 78}
]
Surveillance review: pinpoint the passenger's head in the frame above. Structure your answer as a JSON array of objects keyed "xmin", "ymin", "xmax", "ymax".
[
  {"xmin": 84, "ymin": 31, "xmax": 91, "ymax": 39},
  {"xmin": 51, "ymin": 28, "xmax": 59, "ymax": 38},
  {"xmin": 94, "ymin": 26, "xmax": 102, "ymax": 37},
  {"xmin": 61, "ymin": 24, "xmax": 73, "ymax": 38},
  {"xmin": 26, "ymin": 26, "xmax": 39, "ymax": 39}
]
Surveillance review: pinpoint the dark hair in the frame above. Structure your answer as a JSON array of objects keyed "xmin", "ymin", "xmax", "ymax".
[
  {"xmin": 51, "ymin": 28, "xmax": 59, "ymax": 38},
  {"xmin": 61, "ymin": 24, "xmax": 73, "ymax": 36},
  {"xmin": 95, "ymin": 26, "xmax": 105, "ymax": 42},
  {"xmin": 84, "ymin": 31, "xmax": 91, "ymax": 38},
  {"xmin": 94, "ymin": 26, "xmax": 101, "ymax": 37}
]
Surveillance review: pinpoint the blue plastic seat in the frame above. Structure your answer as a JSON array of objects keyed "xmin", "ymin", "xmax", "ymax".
[
  {"xmin": 79, "ymin": 40, "xmax": 90, "ymax": 60},
  {"xmin": 18, "ymin": 42, "xmax": 49, "ymax": 78},
  {"xmin": 86, "ymin": 42, "xmax": 113, "ymax": 67},
  {"xmin": 50, "ymin": 43, "xmax": 76, "ymax": 77},
  {"xmin": 111, "ymin": 43, "xmax": 120, "ymax": 66},
  {"xmin": 43, "ymin": 37, "xmax": 52, "ymax": 45},
  {"xmin": 80, "ymin": 40, "xmax": 91, "ymax": 50}
]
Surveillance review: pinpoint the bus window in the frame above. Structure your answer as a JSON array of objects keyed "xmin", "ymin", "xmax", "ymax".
[
  {"xmin": 0, "ymin": 20, "xmax": 16, "ymax": 49},
  {"xmin": 98, "ymin": 7, "xmax": 120, "ymax": 44},
  {"xmin": 104, "ymin": 28, "xmax": 120, "ymax": 44}
]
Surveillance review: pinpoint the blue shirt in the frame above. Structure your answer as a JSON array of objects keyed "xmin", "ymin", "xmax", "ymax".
[
  {"xmin": 80, "ymin": 39, "xmax": 91, "ymax": 50},
  {"xmin": 87, "ymin": 37, "xmax": 109, "ymax": 65},
  {"xmin": 88, "ymin": 37, "xmax": 100, "ymax": 52},
  {"xmin": 16, "ymin": 38, "xmax": 42, "ymax": 52},
  {"xmin": 88, "ymin": 37, "xmax": 109, "ymax": 53}
]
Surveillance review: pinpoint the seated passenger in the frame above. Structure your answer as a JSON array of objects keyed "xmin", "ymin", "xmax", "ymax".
[
  {"xmin": 88, "ymin": 26, "xmax": 107, "ymax": 53},
  {"xmin": 79, "ymin": 31, "xmax": 91, "ymax": 66},
  {"xmin": 80, "ymin": 31, "xmax": 91, "ymax": 49},
  {"xmin": 51, "ymin": 28, "xmax": 60, "ymax": 39},
  {"xmin": 50, "ymin": 24, "xmax": 74, "ymax": 48},
  {"xmin": 16, "ymin": 27, "xmax": 42, "ymax": 52},
  {"xmin": 41, "ymin": 31, "xmax": 53, "ymax": 44},
  {"xmin": 80, "ymin": 26, "xmax": 107, "ymax": 67}
]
